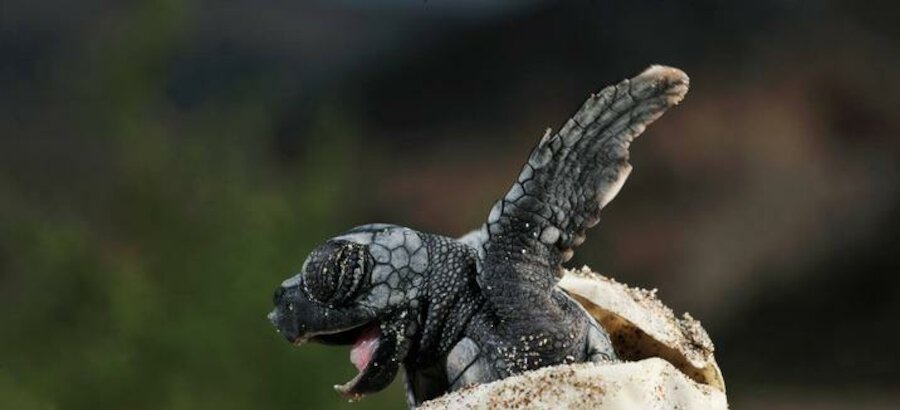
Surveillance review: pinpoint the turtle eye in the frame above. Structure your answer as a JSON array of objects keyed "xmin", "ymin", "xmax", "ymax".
[{"xmin": 302, "ymin": 241, "xmax": 370, "ymax": 306}]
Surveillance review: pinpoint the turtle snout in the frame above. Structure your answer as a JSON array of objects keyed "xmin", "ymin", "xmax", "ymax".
[
  {"xmin": 267, "ymin": 304, "xmax": 289, "ymax": 339},
  {"xmin": 269, "ymin": 286, "xmax": 286, "ymax": 329},
  {"xmin": 273, "ymin": 285, "xmax": 287, "ymax": 305},
  {"xmin": 269, "ymin": 285, "xmax": 302, "ymax": 342}
]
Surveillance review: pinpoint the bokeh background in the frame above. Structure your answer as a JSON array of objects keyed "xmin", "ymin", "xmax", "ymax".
[{"xmin": 2, "ymin": 1, "xmax": 898, "ymax": 409}]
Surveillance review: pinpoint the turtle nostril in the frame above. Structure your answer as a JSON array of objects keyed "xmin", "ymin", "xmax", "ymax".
[{"xmin": 273, "ymin": 286, "xmax": 286, "ymax": 304}]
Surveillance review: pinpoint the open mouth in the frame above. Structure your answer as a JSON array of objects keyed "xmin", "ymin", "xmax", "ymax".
[
  {"xmin": 306, "ymin": 323, "xmax": 382, "ymax": 373},
  {"xmin": 295, "ymin": 321, "xmax": 400, "ymax": 400},
  {"xmin": 348, "ymin": 325, "xmax": 381, "ymax": 373}
]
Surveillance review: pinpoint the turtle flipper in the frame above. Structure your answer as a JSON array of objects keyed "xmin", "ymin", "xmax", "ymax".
[{"xmin": 477, "ymin": 66, "xmax": 689, "ymax": 292}]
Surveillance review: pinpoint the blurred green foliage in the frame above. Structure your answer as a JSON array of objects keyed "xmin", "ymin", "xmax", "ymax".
[{"xmin": 0, "ymin": 0, "xmax": 404, "ymax": 408}]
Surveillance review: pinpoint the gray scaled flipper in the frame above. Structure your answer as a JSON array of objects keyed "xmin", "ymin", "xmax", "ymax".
[{"xmin": 477, "ymin": 66, "xmax": 689, "ymax": 293}]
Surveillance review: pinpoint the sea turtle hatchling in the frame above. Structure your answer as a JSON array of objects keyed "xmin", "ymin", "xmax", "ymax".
[{"xmin": 268, "ymin": 65, "xmax": 691, "ymax": 407}]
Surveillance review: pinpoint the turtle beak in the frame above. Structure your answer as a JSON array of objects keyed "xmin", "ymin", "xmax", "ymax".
[{"xmin": 269, "ymin": 284, "xmax": 377, "ymax": 345}]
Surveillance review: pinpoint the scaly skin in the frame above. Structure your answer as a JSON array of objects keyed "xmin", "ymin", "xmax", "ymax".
[{"xmin": 268, "ymin": 66, "xmax": 690, "ymax": 407}]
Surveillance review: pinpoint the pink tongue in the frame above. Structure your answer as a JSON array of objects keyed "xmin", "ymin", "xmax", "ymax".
[{"xmin": 350, "ymin": 326, "xmax": 380, "ymax": 372}]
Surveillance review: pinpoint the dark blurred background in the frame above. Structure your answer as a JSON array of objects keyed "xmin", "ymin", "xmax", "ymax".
[{"xmin": 1, "ymin": 0, "xmax": 898, "ymax": 409}]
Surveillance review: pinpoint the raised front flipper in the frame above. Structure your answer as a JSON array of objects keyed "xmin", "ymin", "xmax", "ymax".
[{"xmin": 477, "ymin": 66, "xmax": 689, "ymax": 294}]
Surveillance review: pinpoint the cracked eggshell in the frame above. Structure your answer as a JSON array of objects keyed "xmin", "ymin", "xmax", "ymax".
[{"xmin": 559, "ymin": 266, "xmax": 725, "ymax": 391}]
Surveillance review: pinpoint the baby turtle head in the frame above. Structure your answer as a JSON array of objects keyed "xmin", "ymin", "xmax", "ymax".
[
  {"xmin": 268, "ymin": 225, "xmax": 427, "ymax": 399},
  {"xmin": 269, "ymin": 240, "xmax": 375, "ymax": 344}
]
